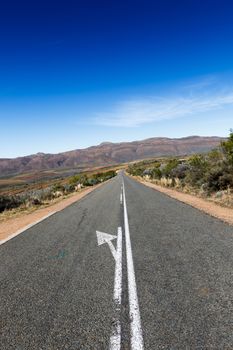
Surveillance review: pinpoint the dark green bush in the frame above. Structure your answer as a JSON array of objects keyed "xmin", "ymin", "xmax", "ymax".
[
  {"xmin": 0, "ymin": 195, "xmax": 23, "ymax": 213},
  {"xmin": 170, "ymin": 163, "xmax": 190, "ymax": 179},
  {"xmin": 221, "ymin": 130, "xmax": 233, "ymax": 165},
  {"xmin": 52, "ymin": 183, "xmax": 65, "ymax": 193},
  {"xmin": 151, "ymin": 167, "xmax": 162, "ymax": 179},
  {"xmin": 127, "ymin": 131, "xmax": 233, "ymax": 196},
  {"xmin": 82, "ymin": 170, "xmax": 116, "ymax": 186},
  {"xmin": 128, "ymin": 165, "xmax": 144, "ymax": 177},
  {"xmin": 205, "ymin": 166, "xmax": 224, "ymax": 192},
  {"xmin": 185, "ymin": 155, "xmax": 208, "ymax": 187},
  {"xmin": 161, "ymin": 159, "xmax": 179, "ymax": 178},
  {"xmin": 69, "ymin": 174, "xmax": 88, "ymax": 186}
]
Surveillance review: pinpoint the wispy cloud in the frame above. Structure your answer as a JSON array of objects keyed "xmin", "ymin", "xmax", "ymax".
[{"xmin": 92, "ymin": 79, "xmax": 233, "ymax": 127}]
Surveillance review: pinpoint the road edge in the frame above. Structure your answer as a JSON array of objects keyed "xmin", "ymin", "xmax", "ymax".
[
  {"xmin": 128, "ymin": 175, "xmax": 233, "ymax": 227},
  {"xmin": 0, "ymin": 180, "xmax": 109, "ymax": 245}
]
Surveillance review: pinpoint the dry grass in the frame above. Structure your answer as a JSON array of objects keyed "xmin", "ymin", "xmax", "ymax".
[
  {"xmin": 0, "ymin": 184, "xmax": 105, "ymax": 242},
  {"xmin": 0, "ymin": 193, "xmax": 73, "ymax": 223},
  {"xmin": 134, "ymin": 175, "xmax": 233, "ymax": 209}
]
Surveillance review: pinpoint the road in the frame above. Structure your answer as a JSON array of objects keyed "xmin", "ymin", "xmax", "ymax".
[{"xmin": 1, "ymin": 172, "xmax": 233, "ymax": 349}]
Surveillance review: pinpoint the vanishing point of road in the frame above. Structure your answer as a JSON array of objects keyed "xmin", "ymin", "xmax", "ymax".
[{"xmin": 1, "ymin": 172, "xmax": 233, "ymax": 349}]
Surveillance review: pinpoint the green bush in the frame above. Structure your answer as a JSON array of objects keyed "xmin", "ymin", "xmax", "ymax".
[
  {"xmin": 0, "ymin": 195, "xmax": 23, "ymax": 213},
  {"xmin": 185, "ymin": 155, "xmax": 208, "ymax": 187},
  {"xmin": 205, "ymin": 166, "xmax": 224, "ymax": 192},
  {"xmin": 151, "ymin": 167, "xmax": 162, "ymax": 179},
  {"xmin": 52, "ymin": 183, "xmax": 65, "ymax": 193},
  {"xmin": 85, "ymin": 170, "xmax": 116, "ymax": 185},
  {"xmin": 69, "ymin": 174, "xmax": 88, "ymax": 186},
  {"xmin": 127, "ymin": 131, "xmax": 233, "ymax": 196},
  {"xmin": 128, "ymin": 165, "xmax": 144, "ymax": 177},
  {"xmin": 161, "ymin": 159, "xmax": 179, "ymax": 178},
  {"xmin": 221, "ymin": 129, "xmax": 233, "ymax": 165}
]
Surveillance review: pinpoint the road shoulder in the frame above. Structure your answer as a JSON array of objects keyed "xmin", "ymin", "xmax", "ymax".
[
  {"xmin": 130, "ymin": 175, "xmax": 233, "ymax": 226},
  {"xmin": 0, "ymin": 183, "xmax": 104, "ymax": 243}
]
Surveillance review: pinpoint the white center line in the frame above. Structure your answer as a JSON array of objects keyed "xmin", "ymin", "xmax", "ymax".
[
  {"xmin": 110, "ymin": 226, "xmax": 123, "ymax": 350},
  {"xmin": 122, "ymin": 179, "xmax": 144, "ymax": 350},
  {"xmin": 120, "ymin": 192, "xmax": 123, "ymax": 204}
]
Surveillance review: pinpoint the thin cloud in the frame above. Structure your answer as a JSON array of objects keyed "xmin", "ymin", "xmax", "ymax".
[{"xmin": 93, "ymin": 91, "xmax": 233, "ymax": 127}]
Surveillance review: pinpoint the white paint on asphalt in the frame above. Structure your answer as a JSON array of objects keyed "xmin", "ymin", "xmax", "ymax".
[
  {"xmin": 0, "ymin": 212, "xmax": 56, "ymax": 246},
  {"xmin": 122, "ymin": 179, "xmax": 144, "ymax": 350},
  {"xmin": 96, "ymin": 230, "xmax": 117, "ymax": 260},
  {"xmin": 113, "ymin": 227, "xmax": 123, "ymax": 304},
  {"xmin": 110, "ymin": 321, "xmax": 121, "ymax": 350},
  {"xmin": 110, "ymin": 226, "xmax": 123, "ymax": 350},
  {"xmin": 120, "ymin": 193, "xmax": 123, "ymax": 204}
]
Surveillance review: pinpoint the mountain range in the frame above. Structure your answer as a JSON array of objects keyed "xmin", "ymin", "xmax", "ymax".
[{"xmin": 0, "ymin": 136, "xmax": 224, "ymax": 176}]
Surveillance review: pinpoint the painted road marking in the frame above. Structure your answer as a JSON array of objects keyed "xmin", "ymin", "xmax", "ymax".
[
  {"xmin": 120, "ymin": 193, "xmax": 123, "ymax": 204},
  {"xmin": 122, "ymin": 179, "xmax": 144, "ymax": 350},
  {"xmin": 120, "ymin": 185, "xmax": 123, "ymax": 204},
  {"xmin": 0, "ymin": 212, "xmax": 56, "ymax": 246},
  {"xmin": 96, "ymin": 228, "xmax": 123, "ymax": 350},
  {"xmin": 96, "ymin": 178, "xmax": 143, "ymax": 349},
  {"xmin": 110, "ymin": 227, "xmax": 123, "ymax": 350},
  {"xmin": 96, "ymin": 231, "xmax": 117, "ymax": 260}
]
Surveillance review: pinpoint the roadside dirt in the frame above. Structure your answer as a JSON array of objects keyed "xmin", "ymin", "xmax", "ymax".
[
  {"xmin": 134, "ymin": 177, "xmax": 233, "ymax": 226},
  {"xmin": 0, "ymin": 183, "xmax": 103, "ymax": 242}
]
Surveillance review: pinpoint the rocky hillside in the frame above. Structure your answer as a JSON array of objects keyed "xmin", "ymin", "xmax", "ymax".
[{"xmin": 0, "ymin": 136, "xmax": 224, "ymax": 176}]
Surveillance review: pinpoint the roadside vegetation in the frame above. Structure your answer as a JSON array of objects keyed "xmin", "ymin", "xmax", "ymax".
[
  {"xmin": 0, "ymin": 169, "xmax": 116, "ymax": 214},
  {"xmin": 127, "ymin": 130, "xmax": 233, "ymax": 208}
]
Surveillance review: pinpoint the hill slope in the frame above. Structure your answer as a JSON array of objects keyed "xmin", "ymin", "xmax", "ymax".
[{"xmin": 0, "ymin": 136, "xmax": 224, "ymax": 176}]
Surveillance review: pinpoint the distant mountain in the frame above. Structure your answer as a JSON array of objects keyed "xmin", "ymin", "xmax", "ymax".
[{"xmin": 0, "ymin": 136, "xmax": 224, "ymax": 176}]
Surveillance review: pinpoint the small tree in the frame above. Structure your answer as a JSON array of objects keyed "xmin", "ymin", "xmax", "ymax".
[
  {"xmin": 221, "ymin": 129, "xmax": 233, "ymax": 165},
  {"xmin": 186, "ymin": 155, "xmax": 208, "ymax": 187},
  {"xmin": 162, "ymin": 159, "xmax": 179, "ymax": 178}
]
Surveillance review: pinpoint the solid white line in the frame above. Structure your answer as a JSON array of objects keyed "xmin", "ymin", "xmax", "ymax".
[
  {"xmin": 0, "ymin": 212, "xmax": 56, "ymax": 246},
  {"xmin": 114, "ymin": 227, "xmax": 122, "ymax": 304},
  {"xmin": 110, "ymin": 226, "xmax": 123, "ymax": 350},
  {"xmin": 108, "ymin": 240, "xmax": 117, "ymax": 261},
  {"xmin": 122, "ymin": 180, "xmax": 144, "ymax": 350}
]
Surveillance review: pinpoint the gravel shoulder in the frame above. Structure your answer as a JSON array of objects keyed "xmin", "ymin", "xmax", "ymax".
[
  {"xmin": 132, "ymin": 176, "xmax": 233, "ymax": 226},
  {"xmin": 0, "ymin": 183, "xmax": 103, "ymax": 242}
]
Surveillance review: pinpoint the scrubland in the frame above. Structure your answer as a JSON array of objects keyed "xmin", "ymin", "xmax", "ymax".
[{"xmin": 127, "ymin": 130, "xmax": 233, "ymax": 208}]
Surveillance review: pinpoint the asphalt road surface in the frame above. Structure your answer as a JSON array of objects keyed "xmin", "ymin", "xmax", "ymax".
[{"xmin": 1, "ymin": 172, "xmax": 233, "ymax": 350}]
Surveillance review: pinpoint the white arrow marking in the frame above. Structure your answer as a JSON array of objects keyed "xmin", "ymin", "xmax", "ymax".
[
  {"xmin": 96, "ymin": 231, "xmax": 117, "ymax": 260},
  {"xmin": 96, "ymin": 228, "xmax": 123, "ymax": 349},
  {"xmin": 109, "ymin": 227, "xmax": 122, "ymax": 350},
  {"xmin": 122, "ymin": 179, "xmax": 144, "ymax": 350}
]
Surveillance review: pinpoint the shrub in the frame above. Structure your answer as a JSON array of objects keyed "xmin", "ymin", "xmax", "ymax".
[
  {"xmin": 221, "ymin": 130, "xmax": 233, "ymax": 165},
  {"xmin": 128, "ymin": 165, "xmax": 144, "ymax": 177},
  {"xmin": 63, "ymin": 184, "xmax": 75, "ymax": 193},
  {"xmin": 151, "ymin": 167, "xmax": 162, "ymax": 179},
  {"xmin": 186, "ymin": 155, "xmax": 208, "ymax": 187},
  {"xmin": 161, "ymin": 159, "xmax": 179, "ymax": 178},
  {"xmin": 170, "ymin": 163, "xmax": 190, "ymax": 179},
  {"xmin": 205, "ymin": 166, "xmax": 224, "ymax": 192},
  {"xmin": 52, "ymin": 183, "xmax": 65, "ymax": 193},
  {"xmin": 219, "ymin": 172, "xmax": 233, "ymax": 189},
  {"xmin": 208, "ymin": 149, "xmax": 223, "ymax": 163},
  {"xmin": 69, "ymin": 174, "xmax": 88, "ymax": 186},
  {"xmin": 0, "ymin": 195, "xmax": 23, "ymax": 213}
]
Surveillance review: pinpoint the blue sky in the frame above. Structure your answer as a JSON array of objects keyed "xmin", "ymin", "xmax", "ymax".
[{"xmin": 1, "ymin": 0, "xmax": 233, "ymax": 158}]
